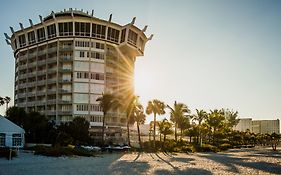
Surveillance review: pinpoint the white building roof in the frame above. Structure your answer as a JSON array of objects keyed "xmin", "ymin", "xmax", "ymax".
[{"xmin": 0, "ymin": 115, "xmax": 25, "ymax": 133}]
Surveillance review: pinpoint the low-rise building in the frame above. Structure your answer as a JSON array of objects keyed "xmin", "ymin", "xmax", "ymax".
[{"xmin": 0, "ymin": 115, "xmax": 25, "ymax": 148}]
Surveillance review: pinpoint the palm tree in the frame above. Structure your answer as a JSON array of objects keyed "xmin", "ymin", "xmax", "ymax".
[
  {"xmin": 167, "ymin": 101, "xmax": 190, "ymax": 142},
  {"xmin": 146, "ymin": 99, "xmax": 166, "ymax": 148},
  {"xmin": 124, "ymin": 95, "xmax": 138, "ymax": 146},
  {"xmin": 133, "ymin": 104, "xmax": 146, "ymax": 149},
  {"xmin": 96, "ymin": 93, "xmax": 119, "ymax": 146},
  {"xmin": 4, "ymin": 96, "xmax": 11, "ymax": 111},
  {"xmin": 0, "ymin": 96, "xmax": 5, "ymax": 106},
  {"xmin": 206, "ymin": 109, "xmax": 225, "ymax": 145},
  {"xmin": 158, "ymin": 118, "xmax": 173, "ymax": 143},
  {"xmin": 193, "ymin": 109, "xmax": 208, "ymax": 146}
]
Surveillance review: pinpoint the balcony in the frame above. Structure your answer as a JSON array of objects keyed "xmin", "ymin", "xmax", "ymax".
[
  {"xmin": 36, "ymin": 91, "xmax": 46, "ymax": 96},
  {"xmin": 18, "ymin": 84, "xmax": 26, "ymax": 89},
  {"xmin": 47, "ymin": 99, "xmax": 56, "ymax": 105},
  {"xmin": 46, "ymin": 110, "xmax": 56, "ymax": 115},
  {"xmin": 27, "ymin": 62, "xmax": 37, "ymax": 68},
  {"xmin": 58, "ymin": 89, "xmax": 71, "ymax": 94},
  {"xmin": 37, "ymin": 70, "xmax": 46, "ymax": 76},
  {"xmin": 28, "ymin": 52, "xmax": 37, "ymax": 58},
  {"xmin": 18, "ymin": 65, "xmax": 27, "ymax": 71},
  {"xmin": 18, "ymin": 74, "xmax": 28, "ymax": 80},
  {"xmin": 17, "ymin": 93, "xmax": 26, "ymax": 98},
  {"xmin": 58, "ymin": 79, "xmax": 72, "ymax": 83},
  {"xmin": 47, "ymin": 79, "xmax": 56, "ymax": 84},
  {"xmin": 27, "ymin": 72, "xmax": 36, "ymax": 78},
  {"xmin": 26, "ymin": 82, "xmax": 36, "ymax": 87},
  {"xmin": 47, "ymin": 57, "xmax": 57, "ymax": 64},
  {"xmin": 47, "ymin": 68, "xmax": 57, "ymax": 74},
  {"xmin": 48, "ymin": 47, "xmax": 57, "ymax": 54},
  {"xmin": 58, "ymin": 100, "xmax": 72, "ymax": 104},
  {"xmin": 37, "ymin": 80, "xmax": 46, "ymax": 86},
  {"xmin": 59, "ymin": 68, "xmax": 72, "ymax": 73},
  {"xmin": 59, "ymin": 46, "xmax": 73, "ymax": 51},
  {"xmin": 47, "ymin": 90, "xmax": 56, "ymax": 95},
  {"xmin": 27, "ymin": 92, "xmax": 36, "ymax": 97},
  {"xmin": 59, "ymin": 57, "xmax": 73, "ymax": 62},
  {"xmin": 37, "ymin": 60, "xmax": 46, "ymax": 66},
  {"xmin": 37, "ymin": 50, "xmax": 47, "ymax": 56}
]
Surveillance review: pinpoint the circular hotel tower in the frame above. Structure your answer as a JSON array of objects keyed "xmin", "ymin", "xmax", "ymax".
[{"xmin": 5, "ymin": 9, "xmax": 152, "ymax": 142}]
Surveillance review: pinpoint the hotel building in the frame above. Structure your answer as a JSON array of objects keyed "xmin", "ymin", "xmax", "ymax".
[
  {"xmin": 5, "ymin": 9, "xmax": 152, "ymax": 141},
  {"xmin": 234, "ymin": 118, "xmax": 280, "ymax": 134}
]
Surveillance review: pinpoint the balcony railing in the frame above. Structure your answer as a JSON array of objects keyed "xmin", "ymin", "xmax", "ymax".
[
  {"xmin": 59, "ymin": 46, "xmax": 73, "ymax": 51},
  {"xmin": 48, "ymin": 47, "xmax": 57, "ymax": 53},
  {"xmin": 47, "ymin": 57, "xmax": 57, "ymax": 64}
]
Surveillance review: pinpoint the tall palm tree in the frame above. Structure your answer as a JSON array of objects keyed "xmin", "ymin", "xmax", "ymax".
[
  {"xmin": 167, "ymin": 101, "xmax": 190, "ymax": 141},
  {"xmin": 96, "ymin": 93, "xmax": 119, "ymax": 146},
  {"xmin": 132, "ymin": 104, "xmax": 146, "ymax": 149},
  {"xmin": 206, "ymin": 109, "xmax": 225, "ymax": 145},
  {"xmin": 124, "ymin": 95, "xmax": 138, "ymax": 146},
  {"xmin": 146, "ymin": 99, "xmax": 166, "ymax": 148},
  {"xmin": 4, "ymin": 96, "xmax": 11, "ymax": 111},
  {"xmin": 193, "ymin": 109, "xmax": 208, "ymax": 146}
]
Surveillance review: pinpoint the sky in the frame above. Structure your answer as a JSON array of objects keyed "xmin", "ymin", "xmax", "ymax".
[{"xmin": 0, "ymin": 0, "xmax": 280, "ymax": 123}]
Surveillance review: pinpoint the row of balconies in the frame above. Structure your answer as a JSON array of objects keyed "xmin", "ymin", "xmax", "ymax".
[
  {"xmin": 17, "ymin": 68, "xmax": 72, "ymax": 80},
  {"xmin": 17, "ymin": 99, "xmax": 72, "ymax": 106},
  {"xmin": 16, "ymin": 89, "xmax": 72, "ymax": 98}
]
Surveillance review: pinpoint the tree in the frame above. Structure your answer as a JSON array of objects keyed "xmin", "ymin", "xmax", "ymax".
[
  {"xmin": 167, "ymin": 101, "xmax": 190, "ymax": 141},
  {"xmin": 206, "ymin": 109, "xmax": 225, "ymax": 145},
  {"xmin": 146, "ymin": 99, "xmax": 166, "ymax": 149},
  {"xmin": 124, "ymin": 95, "xmax": 139, "ymax": 146},
  {"xmin": 223, "ymin": 109, "xmax": 239, "ymax": 128},
  {"xmin": 132, "ymin": 104, "xmax": 146, "ymax": 149},
  {"xmin": 193, "ymin": 109, "xmax": 208, "ymax": 146},
  {"xmin": 177, "ymin": 116, "xmax": 191, "ymax": 140},
  {"xmin": 4, "ymin": 96, "xmax": 11, "ymax": 112},
  {"xmin": 96, "ymin": 93, "xmax": 119, "ymax": 146},
  {"xmin": 6, "ymin": 106, "xmax": 27, "ymax": 127},
  {"xmin": 158, "ymin": 119, "xmax": 173, "ymax": 143},
  {"xmin": 0, "ymin": 97, "xmax": 5, "ymax": 106}
]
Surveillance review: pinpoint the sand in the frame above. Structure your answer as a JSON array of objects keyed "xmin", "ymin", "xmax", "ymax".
[{"xmin": 1, "ymin": 147, "xmax": 281, "ymax": 175}]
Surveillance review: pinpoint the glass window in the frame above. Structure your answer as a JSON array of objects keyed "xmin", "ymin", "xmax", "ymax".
[
  {"xmin": 0, "ymin": 133, "xmax": 5, "ymax": 147},
  {"xmin": 75, "ymin": 22, "xmax": 90, "ymax": 36},
  {"xmin": 121, "ymin": 29, "xmax": 126, "ymax": 43},
  {"xmin": 92, "ymin": 24, "xmax": 106, "ymax": 39},
  {"xmin": 28, "ymin": 31, "xmax": 36, "ymax": 44},
  {"xmin": 18, "ymin": 34, "xmax": 26, "ymax": 47},
  {"xmin": 59, "ymin": 22, "xmax": 73, "ymax": 36},
  {"xmin": 47, "ymin": 24, "xmax": 56, "ymax": 38},
  {"xmin": 12, "ymin": 133, "xmax": 22, "ymax": 147},
  {"xmin": 107, "ymin": 27, "xmax": 120, "ymax": 43},
  {"xmin": 37, "ymin": 27, "xmax": 46, "ymax": 42},
  {"xmin": 128, "ymin": 29, "xmax": 138, "ymax": 46}
]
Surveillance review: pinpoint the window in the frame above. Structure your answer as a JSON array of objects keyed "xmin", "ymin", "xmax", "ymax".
[
  {"xmin": 96, "ymin": 43, "xmax": 105, "ymax": 49},
  {"xmin": 92, "ymin": 24, "xmax": 106, "ymax": 39},
  {"xmin": 47, "ymin": 24, "xmax": 56, "ymax": 38},
  {"xmin": 75, "ymin": 41, "xmax": 90, "ymax": 47},
  {"xmin": 76, "ymin": 72, "xmax": 82, "ymax": 78},
  {"xmin": 90, "ymin": 115, "xmax": 103, "ymax": 122},
  {"xmin": 12, "ymin": 134, "xmax": 22, "ymax": 147},
  {"xmin": 0, "ymin": 133, "xmax": 5, "ymax": 147},
  {"xmin": 90, "ymin": 52, "xmax": 104, "ymax": 60},
  {"xmin": 58, "ymin": 22, "xmax": 73, "ymax": 36},
  {"xmin": 76, "ymin": 72, "xmax": 89, "ymax": 79},
  {"xmin": 27, "ymin": 31, "xmax": 36, "ymax": 44},
  {"xmin": 121, "ymin": 29, "xmax": 126, "ymax": 43},
  {"xmin": 75, "ymin": 22, "xmax": 90, "ymax": 36},
  {"xmin": 107, "ymin": 27, "xmax": 120, "ymax": 43},
  {"xmin": 128, "ymin": 29, "xmax": 138, "ymax": 46},
  {"xmin": 90, "ymin": 72, "xmax": 104, "ymax": 80},
  {"xmin": 18, "ymin": 34, "xmax": 26, "ymax": 47},
  {"xmin": 80, "ymin": 51, "xmax": 85, "ymax": 58},
  {"xmin": 37, "ymin": 27, "xmax": 46, "ymax": 42}
]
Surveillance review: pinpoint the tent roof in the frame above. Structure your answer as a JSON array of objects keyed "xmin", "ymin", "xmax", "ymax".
[{"xmin": 0, "ymin": 115, "xmax": 25, "ymax": 133}]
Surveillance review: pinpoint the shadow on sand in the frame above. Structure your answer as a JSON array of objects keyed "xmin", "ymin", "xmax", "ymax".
[{"xmin": 199, "ymin": 152, "xmax": 281, "ymax": 174}]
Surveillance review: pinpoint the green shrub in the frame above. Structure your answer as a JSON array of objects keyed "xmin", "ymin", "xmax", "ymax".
[
  {"xmin": 199, "ymin": 144, "xmax": 218, "ymax": 152},
  {"xmin": 33, "ymin": 145, "xmax": 94, "ymax": 157},
  {"xmin": 0, "ymin": 148, "xmax": 17, "ymax": 159},
  {"xmin": 219, "ymin": 143, "xmax": 232, "ymax": 151}
]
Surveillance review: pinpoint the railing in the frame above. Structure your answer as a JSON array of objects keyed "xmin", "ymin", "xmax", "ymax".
[
  {"xmin": 47, "ymin": 79, "xmax": 56, "ymax": 84},
  {"xmin": 48, "ymin": 47, "xmax": 57, "ymax": 53},
  {"xmin": 59, "ymin": 46, "xmax": 73, "ymax": 51},
  {"xmin": 37, "ymin": 50, "xmax": 47, "ymax": 56},
  {"xmin": 37, "ymin": 60, "xmax": 46, "ymax": 66},
  {"xmin": 59, "ymin": 57, "xmax": 73, "ymax": 62},
  {"xmin": 37, "ymin": 80, "xmax": 46, "ymax": 86},
  {"xmin": 47, "ymin": 57, "xmax": 57, "ymax": 64}
]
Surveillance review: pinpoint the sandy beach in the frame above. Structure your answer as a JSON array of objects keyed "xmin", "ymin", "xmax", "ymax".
[{"xmin": 1, "ymin": 147, "xmax": 281, "ymax": 175}]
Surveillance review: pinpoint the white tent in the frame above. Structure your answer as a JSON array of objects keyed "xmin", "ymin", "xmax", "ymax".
[{"xmin": 0, "ymin": 115, "xmax": 25, "ymax": 148}]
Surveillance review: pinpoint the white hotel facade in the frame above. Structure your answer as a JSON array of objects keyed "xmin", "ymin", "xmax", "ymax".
[{"xmin": 5, "ymin": 9, "xmax": 151, "ymax": 141}]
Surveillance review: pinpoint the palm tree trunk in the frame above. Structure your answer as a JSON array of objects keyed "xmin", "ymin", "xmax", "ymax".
[
  {"xmin": 5, "ymin": 102, "xmax": 8, "ymax": 112},
  {"xmin": 127, "ymin": 120, "xmax": 131, "ymax": 146},
  {"xmin": 102, "ymin": 112, "xmax": 106, "ymax": 146},
  {"xmin": 175, "ymin": 123, "xmax": 177, "ymax": 142},
  {"xmin": 137, "ymin": 121, "xmax": 142, "ymax": 149},
  {"xmin": 153, "ymin": 113, "xmax": 156, "ymax": 149}
]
